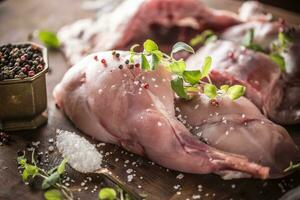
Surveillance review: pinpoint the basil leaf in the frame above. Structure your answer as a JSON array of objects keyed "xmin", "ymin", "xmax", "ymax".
[
  {"xmin": 22, "ymin": 164, "xmax": 39, "ymax": 181},
  {"xmin": 242, "ymin": 29, "xmax": 254, "ymax": 47},
  {"xmin": 17, "ymin": 156, "xmax": 27, "ymax": 168},
  {"xmin": 98, "ymin": 187, "xmax": 117, "ymax": 200},
  {"xmin": 38, "ymin": 30, "xmax": 60, "ymax": 49},
  {"xmin": 190, "ymin": 30, "xmax": 217, "ymax": 46},
  {"xmin": 57, "ymin": 159, "xmax": 68, "ymax": 175},
  {"xmin": 42, "ymin": 172, "xmax": 60, "ymax": 190},
  {"xmin": 143, "ymin": 39, "xmax": 158, "ymax": 53},
  {"xmin": 227, "ymin": 85, "xmax": 246, "ymax": 100},
  {"xmin": 151, "ymin": 53, "xmax": 160, "ymax": 70},
  {"xmin": 220, "ymin": 85, "xmax": 229, "ymax": 92},
  {"xmin": 183, "ymin": 70, "xmax": 201, "ymax": 85},
  {"xmin": 270, "ymin": 53, "xmax": 285, "ymax": 71},
  {"xmin": 171, "ymin": 42, "xmax": 195, "ymax": 56},
  {"xmin": 169, "ymin": 59, "xmax": 186, "ymax": 75},
  {"xmin": 201, "ymin": 56, "xmax": 212, "ymax": 78},
  {"xmin": 171, "ymin": 77, "xmax": 189, "ymax": 99},
  {"xmin": 44, "ymin": 189, "xmax": 62, "ymax": 200},
  {"xmin": 22, "ymin": 169, "xmax": 29, "ymax": 181},
  {"xmin": 204, "ymin": 84, "xmax": 217, "ymax": 99},
  {"xmin": 141, "ymin": 54, "xmax": 151, "ymax": 71}
]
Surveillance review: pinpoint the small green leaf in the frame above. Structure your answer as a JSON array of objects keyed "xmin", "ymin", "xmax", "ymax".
[
  {"xmin": 47, "ymin": 166, "xmax": 58, "ymax": 175},
  {"xmin": 242, "ymin": 29, "xmax": 254, "ymax": 47},
  {"xmin": 169, "ymin": 59, "xmax": 186, "ymax": 75},
  {"xmin": 98, "ymin": 187, "xmax": 117, "ymax": 200},
  {"xmin": 227, "ymin": 85, "xmax": 246, "ymax": 100},
  {"xmin": 42, "ymin": 172, "xmax": 60, "ymax": 190},
  {"xmin": 151, "ymin": 53, "xmax": 160, "ymax": 70},
  {"xmin": 270, "ymin": 53, "xmax": 286, "ymax": 72},
  {"xmin": 171, "ymin": 42, "xmax": 195, "ymax": 56},
  {"xmin": 38, "ymin": 30, "xmax": 60, "ymax": 49},
  {"xmin": 17, "ymin": 156, "xmax": 27, "ymax": 168},
  {"xmin": 143, "ymin": 39, "xmax": 158, "ymax": 53},
  {"xmin": 22, "ymin": 169, "xmax": 29, "ymax": 181},
  {"xmin": 44, "ymin": 189, "xmax": 62, "ymax": 200},
  {"xmin": 171, "ymin": 77, "xmax": 189, "ymax": 99},
  {"xmin": 141, "ymin": 54, "xmax": 151, "ymax": 71},
  {"xmin": 22, "ymin": 164, "xmax": 39, "ymax": 181},
  {"xmin": 183, "ymin": 70, "xmax": 201, "ymax": 85},
  {"xmin": 185, "ymin": 86, "xmax": 199, "ymax": 93},
  {"xmin": 129, "ymin": 44, "xmax": 139, "ymax": 63},
  {"xmin": 204, "ymin": 84, "xmax": 217, "ymax": 99},
  {"xmin": 57, "ymin": 159, "xmax": 68, "ymax": 175},
  {"xmin": 278, "ymin": 32, "xmax": 292, "ymax": 49},
  {"xmin": 220, "ymin": 85, "xmax": 229, "ymax": 92},
  {"xmin": 190, "ymin": 30, "xmax": 217, "ymax": 46},
  {"xmin": 201, "ymin": 56, "xmax": 212, "ymax": 78}
]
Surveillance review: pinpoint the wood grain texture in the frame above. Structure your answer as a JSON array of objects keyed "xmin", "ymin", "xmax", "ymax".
[{"xmin": 0, "ymin": 0, "xmax": 300, "ymax": 200}]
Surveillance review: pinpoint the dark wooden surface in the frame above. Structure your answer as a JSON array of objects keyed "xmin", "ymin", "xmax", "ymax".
[{"xmin": 1, "ymin": 0, "xmax": 300, "ymax": 200}]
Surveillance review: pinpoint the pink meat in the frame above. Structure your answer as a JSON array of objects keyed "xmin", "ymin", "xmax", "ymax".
[
  {"xmin": 175, "ymin": 94, "xmax": 300, "ymax": 178},
  {"xmin": 58, "ymin": 0, "xmax": 240, "ymax": 65},
  {"xmin": 186, "ymin": 40, "xmax": 287, "ymax": 122},
  {"xmin": 53, "ymin": 51, "xmax": 269, "ymax": 179}
]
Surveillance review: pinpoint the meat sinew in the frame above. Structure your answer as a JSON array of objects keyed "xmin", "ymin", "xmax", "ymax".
[
  {"xmin": 58, "ymin": 0, "xmax": 240, "ymax": 65},
  {"xmin": 175, "ymin": 94, "xmax": 300, "ymax": 178},
  {"xmin": 54, "ymin": 51, "xmax": 271, "ymax": 179}
]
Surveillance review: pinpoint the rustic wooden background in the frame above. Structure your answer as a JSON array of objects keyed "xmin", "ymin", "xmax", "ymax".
[{"xmin": 1, "ymin": 0, "xmax": 300, "ymax": 200}]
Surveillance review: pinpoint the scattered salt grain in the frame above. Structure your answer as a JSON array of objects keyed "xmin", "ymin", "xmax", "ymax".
[
  {"xmin": 194, "ymin": 104, "xmax": 199, "ymax": 109},
  {"xmin": 192, "ymin": 194, "xmax": 201, "ymax": 199},
  {"xmin": 231, "ymin": 184, "xmax": 236, "ymax": 189},
  {"xmin": 176, "ymin": 173, "xmax": 184, "ymax": 180},
  {"xmin": 127, "ymin": 175, "xmax": 133, "ymax": 182},
  {"xmin": 48, "ymin": 146, "xmax": 55, "ymax": 152},
  {"xmin": 157, "ymin": 122, "xmax": 162, "ymax": 127},
  {"xmin": 126, "ymin": 168, "xmax": 133, "ymax": 174},
  {"xmin": 56, "ymin": 129, "xmax": 103, "ymax": 173}
]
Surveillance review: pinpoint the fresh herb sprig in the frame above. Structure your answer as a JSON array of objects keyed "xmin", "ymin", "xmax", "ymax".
[
  {"xmin": 242, "ymin": 29, "xmax": 264, "ymax": 53},
  {"xmin": 17, "ymin": 151, "xmax": 72, "ymax": 200},
  {"xmin": 269, "ymin": 31, "xmax": 292, "ymax": 72},
  {"xmin": 284, "ymin": 161, "xmax": 300, "ymax": 172},
  {"xmin": 189, "ymin": 30, "xmax": 218, "ymax": 47},
  {"xmin": 130, "ymin": 39, "xmax": 246, "ymax": 101},
  {"xmin": 37, "ymin": 30, "xmax": 61, "ymax": 49}
]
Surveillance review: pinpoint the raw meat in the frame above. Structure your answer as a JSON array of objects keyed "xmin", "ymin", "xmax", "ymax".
[
  {"xmin": 53, "ymin": 51, "xmax": 270, "ymax": 179},
  {"xmin": 58, "ymin": 0, "xmax": 240, "ymax": 65},
  {"xmin": 175, "ymin": 94, "xmax": 300, "ymax": 178}
]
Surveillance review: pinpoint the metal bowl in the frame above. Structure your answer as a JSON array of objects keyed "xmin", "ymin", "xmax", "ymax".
[{"xmin": 0, "ymin": 42, "xmax": 48, "ymax": 131}]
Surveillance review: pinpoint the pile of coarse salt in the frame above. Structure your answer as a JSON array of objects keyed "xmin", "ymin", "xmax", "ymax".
[{"xmin": 56, "ymin": 129, "xmax": 103, "ymax": 173}]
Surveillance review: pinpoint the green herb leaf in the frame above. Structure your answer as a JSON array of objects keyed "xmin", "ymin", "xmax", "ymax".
[
  {"xmin": 185, "ymin": 86, "xmax": 199, "ymax": 93},
  {"xmin": 17, "ymin": 156, "xmax": 27, "ymax": 168},
  {"xmin": 141, "ymin": 54, "xmax": 151, "ymax": 71},
  {"xmin": 22, "ymin": 164, "xmax": 39, "ymax": 181},
  {"xmin": 151, "ymin": 53, "xmax": 160, "ymax": 70},
  {"xmin": 247, "ymin": 44, "xmax": 265, "ymax": 52},
  {"xmin": 44, "ymin": 189, "xmax": 62, "ymax": 200},
  {"xmin": 47, "ymin": 166, "xmax": 58, "ymax": 175},
  {"xmin": 270, "ymin": 53, "xmax": 285, "ymax": 71},
  {"xmin": 169, "ymin": 59, "xmax": 186, "ymax": 75},
  {"xmin": 183, "ymin": 70, "xmax": 201, "ymax": 85},
  {"xmin": 171, "ymin": 42, "xmax": 195, "ymax": 56},
  {"xmin": 38, "ymin": 30, "xmax": 60, "ymax": 49},
  {"xmin": 98, "ymin": 187, "xmax": 117, "ymax": 200},
  {"xmin": 143, "ymin": 39, "xmax": 158, "ymax": 53},
  {"xmin": 171, "ymin": 77, "xmax": 189, "ymax": 99},
  {"xmin": 190, "ymin": 30, "xmax": 217, "ymax": 46},
  {"xmin": 220, "ymin": 85, "xmax": 229, "ymax": 92},
  {"xmin": 278, "ymin": 32, "xmax": 292, "ymax": 49},
  {"xmin": 201, "ymin": 56, "xmax": 212, "ymax": 78},
  {"xmin": 57, "ymin": 159, "xmax": 68, "ymax": 175},
  {"xmin": 204, "ymin": 84, "xmax": 217, "ymax": 99},
  {"xmin": 42, "ymin": 172, "xmax": 60, "ymax": 190},
  {"xmin": 242, "ymin": 29, "xmax": 254, "ymax": 47},
  {"xmin": 227, "ymin": 85, "xmax": 246, "ymax": 100}
]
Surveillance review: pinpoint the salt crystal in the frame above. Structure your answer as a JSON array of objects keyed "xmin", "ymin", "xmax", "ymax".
[
  {"xmin": 176, "ymin": 173, "xmax": 184, "ymax": 179},
  {"xmin": 127, "ymin": 175, "xmax": 133, "ymax": 182},
  {"xmin": 173, "ymin": 185, "xmax": 181, "ymax": 190},
  {"xmin": 56, "ymin": 129, "xmax": 103, "ymax": 173},
  {"xmin": 194, "ymin": 104, "xmax": 199, "ymax": 109},
  {"xmin": 126, "ymin": 168, "xmax": 133, "ymax": 174},
  {"xmin": 192, "ymin": 194, "xmax": 201, "ymax": 199},
  {"xmin": 48, "ymin": 146, "xmax": 55, "ymax": 152},
  {"xmin": 157, "ymin": 122, "xmax": 162, "ymax": 127},
  {"xmin": 48, "ymin": 138, "xmax": 54, "ymax": 143},
  {"xmin": 242, "ymin": 114, "xmax": 245, "ymax": 118},
  {"xmin": 231, "ymin": 184, "xmax": 236, "ymax": 189},
  {"xmin": 138, "ymin": 185, "xmax": 142, "ymax": 189}
]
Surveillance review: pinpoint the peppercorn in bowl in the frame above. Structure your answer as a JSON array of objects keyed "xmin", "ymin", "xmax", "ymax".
[{"xmin": 0, "ymin": 42, "xmax": 48, "ymax": 131}]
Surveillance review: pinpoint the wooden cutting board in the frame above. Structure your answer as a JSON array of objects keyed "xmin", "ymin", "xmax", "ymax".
[{"xmin": 1, "ymin": 0, "xmax": 300, "ymax": 200}]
